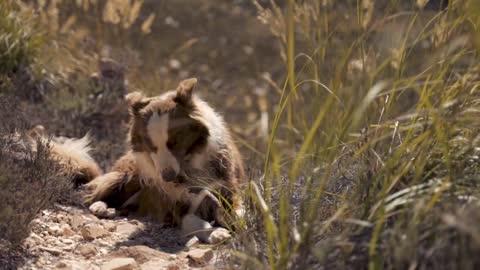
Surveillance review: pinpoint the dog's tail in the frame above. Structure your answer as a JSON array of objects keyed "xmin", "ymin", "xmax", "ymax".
[{"xmin": 27, "ymin": 125, "xmax": 102, "ymax": 186}]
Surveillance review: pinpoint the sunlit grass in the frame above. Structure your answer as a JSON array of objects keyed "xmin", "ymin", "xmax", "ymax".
[
  {"xmin": 237, "ymin": 1, "xmax": 480, "ymax": 269},
  {"xmin": 0, "ymin": 0, "xmax": 42, "ymax": 74}
]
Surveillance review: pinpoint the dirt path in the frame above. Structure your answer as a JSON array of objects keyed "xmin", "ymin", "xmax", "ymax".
[{"xmin": 17, "ymin": 204, "xmax": 227, "ymax": 270}]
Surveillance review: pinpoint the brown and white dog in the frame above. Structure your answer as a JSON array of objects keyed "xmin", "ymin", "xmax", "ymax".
[{"xmin": 84, "ymin": 78, "xmax": 246, "ymax": 243}]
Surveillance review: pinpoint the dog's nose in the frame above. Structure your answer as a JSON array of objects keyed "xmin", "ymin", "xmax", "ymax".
[{"xmin": 162, "ymin": 168, "xmax": 178, "ymax": 182}]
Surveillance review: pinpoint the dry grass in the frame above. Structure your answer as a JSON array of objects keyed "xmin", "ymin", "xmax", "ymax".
[{"xmin": 234, "ymin": 1, "xmax": 480, "ymax": 269}]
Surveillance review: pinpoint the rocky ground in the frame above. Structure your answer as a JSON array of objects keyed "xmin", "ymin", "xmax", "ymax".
[{"xmin": 11, "ymin": 203, "xmax": 229, "ymax": 270}]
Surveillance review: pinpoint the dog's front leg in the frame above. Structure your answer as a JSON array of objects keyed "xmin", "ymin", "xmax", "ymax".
[{"xmin": 181, "ymin": 214, "xmax": 231, "ymax": 244}]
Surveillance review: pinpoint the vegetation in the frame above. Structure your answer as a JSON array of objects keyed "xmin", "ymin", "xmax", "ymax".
[
  {"xmin": 0, "ymin": 0, "xmax": 41, "ymax": 74},
  {"xmin": 1, "ymin": 0, "xmax": 480, "ymax": 269},
  {"xmin": 0, "ymin": 95, "xmax": 72, "ymax": 248},
  {"xmin": 236, "ymin": 1, "xmax": 480, "ymax": 269}
]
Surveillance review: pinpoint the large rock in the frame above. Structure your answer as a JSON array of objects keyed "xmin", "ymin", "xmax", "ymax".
[
  {"xmin": 81, "ymin": 224, "xmax": 110, "ymax": 240},
  {"xmin": 106, "ymin": 246, "xmax": 170, "ymax": 264},
  {"xmin": 100, "ymin": 258, "xmax": 138, "ymax": 270}
]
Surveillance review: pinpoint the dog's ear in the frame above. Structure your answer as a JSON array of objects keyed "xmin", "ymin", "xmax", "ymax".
[
  {"xmin": 175, "ymin": 78, "xmax": 197, "ymax": 104},
  {"xmin": 125, "ymin": 91, "xmax": 149, "ymax": 112}
]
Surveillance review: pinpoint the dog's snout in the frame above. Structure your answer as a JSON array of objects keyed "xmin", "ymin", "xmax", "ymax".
[{"xmin": 162, "ymin": 168, "xmax": 178, "ymax": 182}]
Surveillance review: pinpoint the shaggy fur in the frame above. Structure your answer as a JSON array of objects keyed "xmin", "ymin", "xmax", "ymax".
[
  {"xmin": 84, "ymin": 78, "xmax": 246, "ymax": 243},
  {"xmin": 26, "ymin": 125, "xmax": 102, "ymax": 186}
]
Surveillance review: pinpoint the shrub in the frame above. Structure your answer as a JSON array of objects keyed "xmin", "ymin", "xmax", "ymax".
[{"xmin": 0, "ymin": 96, "xmax": 72, "ymax": 248}]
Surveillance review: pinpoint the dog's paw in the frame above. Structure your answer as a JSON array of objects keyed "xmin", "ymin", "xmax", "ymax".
[
  {"xmin": 207, "ymin": 227, "xmax": 231, "ymax": 244},
  {"xmin": 89, "ymin": 201, "xmax": 116, "ymax": 218}
]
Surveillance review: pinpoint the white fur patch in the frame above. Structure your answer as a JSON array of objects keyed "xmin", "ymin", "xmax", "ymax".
[
  {"xmin": 54, "ymin": 134, "xmax": 95, "ymax": 161},
  {"xmin": 146, "ymin": 112, "xmax": 179, "ymax": 181}
]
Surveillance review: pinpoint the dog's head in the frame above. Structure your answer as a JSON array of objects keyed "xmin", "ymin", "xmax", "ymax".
[{"xmin": 126, "ymin": 78, "xmax": 209, "ymax": 182}]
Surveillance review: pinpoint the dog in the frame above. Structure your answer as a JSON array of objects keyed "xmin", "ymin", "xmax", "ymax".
[{"xmin": 84, "ymin": 78, "xmax": 246, "ymax": 243}]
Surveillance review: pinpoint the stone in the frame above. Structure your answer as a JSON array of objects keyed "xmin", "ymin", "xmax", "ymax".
[
  {"xmin": 187, "ymin": 248, "xmax": 214, "ymax": 267},
  {"xmin": 61, "ymin": 238, "xmax": 74, "ymax": 245},
  {"xmin": 81, "ymin": 224, "xmax": 109, "ymax": 240},
  {"xmin": 100, "ymin": 258, "xmax": 138, "ymax": 270},
  {"xmin": 116, "ymin": 223, "xmax": 139, "ymax": 235},
  {"xmin": 102, "ymin": 221, "xmax": 117, "ymax": 232},
  {"xmin": 106, "ymin": 246, "xmax": 170, "ymax": 264},
  {"xmin": 55, "ymin": 259, "xmax": 92, "ymax": 270},
  {"xmin": 77, "ymin": 243, "xmax": 97, "ymax": 258},
  {"xmin": 69, "ymin": 215, "xmax": 84, "ymax": 230},
  {"xmin": 62, "ymin": 226, "xmax": 76, "ymax": 237},
  {"xmin": 48, "ymin": 225, "xmax": 62, "ymax": 235},
  {"xmin": 139, "ymin": 260, "xmax": 178, "ymax": 270},
  {"xmin": 61, "ymin": 245, "xmax": 75, "ymax": 252},
  {"xmin": 39, "ymin": 246, "xmax": 63, "ymax": 255},
  {"xmin": 94, "ymin": 239, "xmax": 110, "ymax": 247}
]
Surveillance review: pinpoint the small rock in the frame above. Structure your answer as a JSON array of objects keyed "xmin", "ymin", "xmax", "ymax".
[
  {"xmin": 100, "ymin": 258, "xmax": 138, "ymax": 270},
  {"xmin": 85, "ymin": 213, "xmax": 100, "ymax": 222},
  {"xmin": 48, "ymin": 225, "xmax": 62, "ymax": 235},
  {"xmin": 61, "ymin": 245, "xmax": 75, "ymax": 252},
  {"xmin": 187, "ymin": 248, "xmax": 214, "ymax": 267},
  {"xmin": 69, "ymin": 215, "xmax": 84, "ymax": 230},
  {"xmin": 77, "ymin": 243, "xmax": 97, "ymax": 258},
  {"xmin": 63, "ymin": 227, "xmax": 76, "ymax": 236},
  {"xmin": 29, "ymin": 232, "xmax": 44, "ymax": 243},
  {"xmin": 56, "ymin": 261, "xmax": 68, "ymax": 268},
  {"xmin": 106, "ymin": 246, "xmax": 170, "ymax": 264},
  {"xmin": 165, "ymin": 264, "xmax": 180, "ymax": 270},
  {"xmin": 185, "ymin": 236, "xmax": 200, "ymax": 250},
  {"xmin": 116, "ymin": 223, "xmax": 139, "ymax": 235},
  {"xmin": 36, "ymin": 257, "xmax": 46, "ymax": 267},
  {"xmin": 61, "ymin": 238, "xmax": 74, "ymax": 245},
  {"xmin": 39, "ymin": 246, "xmax": 63, "ymax": 255},
  {"xmin": 81, "ymin": 224, "xmax": 109, "ymax": 240},
  {"xmin": 52, "ymin": 213, "xmax": 65, "ymax": 223},
  {"xmin": 72, "ymin": 235, "xmax": 84, "ymax": 241},
  {"xmin": 95, "ymin": 239, "xmax": 110, "ymax": 247},
  {"xmin": 55, "ymin": 259, "xmax": 92, "ymax": 270},
  {"xmin": 139, "ymin": 260, "xmax": 177, "ymax": 270},
  {"xmin": 102, "ymin": 221, "xmax": 117, "ymax": 232}
]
